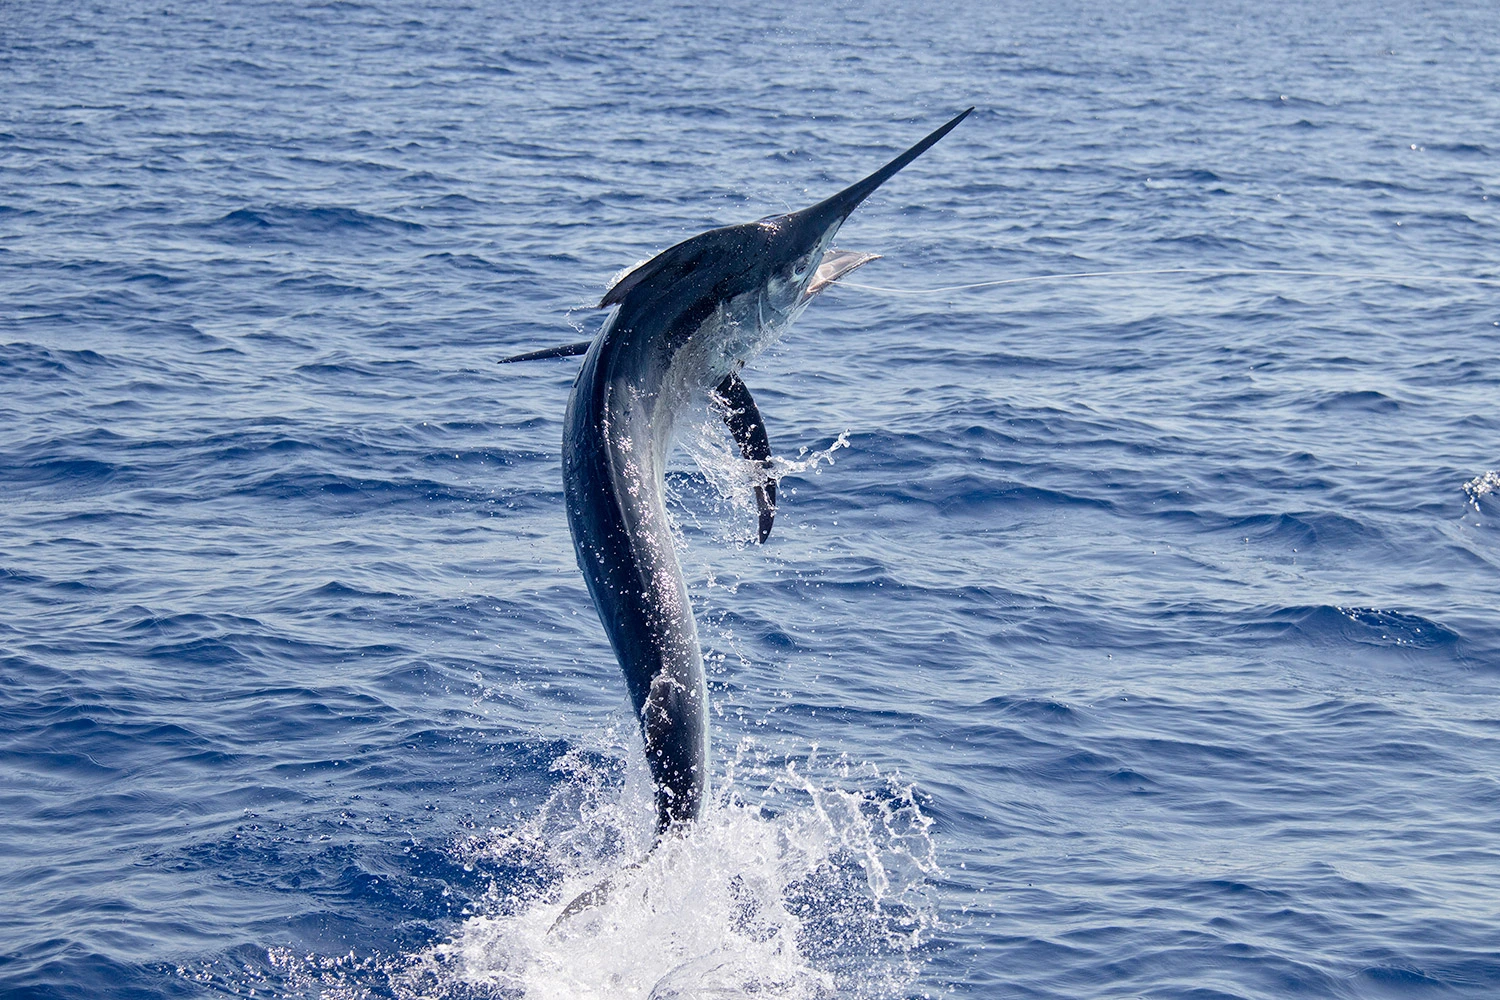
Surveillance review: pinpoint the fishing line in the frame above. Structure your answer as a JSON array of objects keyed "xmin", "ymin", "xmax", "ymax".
[{"xmin": 839, "ymin": 267, "xmax": 1500, "ymax": 295}]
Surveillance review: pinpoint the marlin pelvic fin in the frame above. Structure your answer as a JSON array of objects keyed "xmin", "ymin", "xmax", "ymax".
[
  {"xmin": 497, "ymin": 340, "xmax": 594, "ymax": 364},
  {"xmin": 715, "ymin": 372, "xmax": 777, "ymax": 544}
]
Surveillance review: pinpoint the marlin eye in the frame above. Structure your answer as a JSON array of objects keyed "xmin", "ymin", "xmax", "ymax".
[{"xmin": 793, "ymin": 255, "xmax": 812, "ymax": 277}]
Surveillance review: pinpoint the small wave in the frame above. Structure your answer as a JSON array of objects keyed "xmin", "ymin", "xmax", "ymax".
[
  {"xmin": 979, "ymin": 694, "xmax": 1081, "ymax": 725},
  {"xmin": 124, "ymin": 318, "xmax": 217, "ymax": 344},
  {"xmin": 1332, "ymin": 607, "xmax": 1459, "ymax": 649},
  {"xmin": 1310, "ymin": 389, "xmax": 1401, "ymax": 413},
  {"xmin": 1240, "ymin": 93, "xmax": 1329, "ymax": 109},
  {"xmin": 235, "ymin": 470, "xmax": 490, "ymax": 511},
  {"xmin": 216, "ymin": 207, "xmax": 273, "ymax": 229},
  {"xmin": 1151, "ymin": 232, "xmax": 1250, "ymax": 253},
  {"xmin": 1428, "ymin": 142, "xmax": 1491, "ymax": 156},
  {"xmin": 1242, "ymin": 605, "xmax": 1459, "ymax": 650},
  {"xmin": 204, "ymin": 205, "xmax": 425, "ymax": 239},
  {"xmin": 1225, "ymin": 510, "xmax": 1375, "ymax": 548},
  {"xmin": 422, "ymin": 251, "xmax": 502, "ymax": 271},
  {"xmin": 0, "ymin": 342, "xmax": 113, "ymax": 377},
  {"xmin": 304, "ymin": 579, "xmax": 402, "ymax": 601},
  {"xmin": 9, "ymin": 457, "xmax": 122, "ymax": 490},
  {"xmin": 274, "ymin": 274, "xmax": 371, "ymax": 297}
]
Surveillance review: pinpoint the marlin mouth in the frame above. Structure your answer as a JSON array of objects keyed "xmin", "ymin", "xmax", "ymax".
[{"xmin": 806, "ymin": 248, "xmax": 882, "ymax": 297}]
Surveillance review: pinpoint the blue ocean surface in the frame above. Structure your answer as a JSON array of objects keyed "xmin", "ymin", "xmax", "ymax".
[{"xmin": 3, "ymin": 1, "xmax": 1498, "ymax": 997}]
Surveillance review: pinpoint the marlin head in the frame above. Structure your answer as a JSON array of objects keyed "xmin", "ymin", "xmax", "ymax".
[
  {"xmin": 750, "ymin": 106, "xmax": 975, "ymax": 316},
  {"xmin": 594, "ymin": 107, "xmax": 974, "ymax": 347}
]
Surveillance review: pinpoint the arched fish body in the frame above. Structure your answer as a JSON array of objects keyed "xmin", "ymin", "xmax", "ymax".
[{"xmin": 503, "ymin": 109, "xmax": 973, "ymax": 833}]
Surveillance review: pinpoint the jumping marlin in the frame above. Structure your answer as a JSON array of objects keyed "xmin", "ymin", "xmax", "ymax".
[{"xmin": 502, "ymin": 109, "xmax": 972, "ymax": 836}]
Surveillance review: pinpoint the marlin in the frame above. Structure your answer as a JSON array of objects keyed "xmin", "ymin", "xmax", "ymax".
[{"xmin": 502, "ymin": 108, "xmax": 972, "ymax": 836}]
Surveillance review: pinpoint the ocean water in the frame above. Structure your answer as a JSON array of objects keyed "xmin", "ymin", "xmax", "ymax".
[{"xmin": 3, "ymin": 0, "xmax": 1498, "ymax": 997}]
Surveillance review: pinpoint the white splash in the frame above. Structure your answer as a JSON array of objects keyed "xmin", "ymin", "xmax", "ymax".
[
  {"xmin": 392, "ymin": 410, "xmax": 920, "ymax": 998},
  {"xmin": 1463, "ymin": 470, "xmax": 1500, "ymax": 511},
  {"xmin": 399, "ymin": 743, "xmax": 941, "ymax": 1000},
  {"xmin": 672, "ymin": 402, "xmax": 851, "ymax": 546}
]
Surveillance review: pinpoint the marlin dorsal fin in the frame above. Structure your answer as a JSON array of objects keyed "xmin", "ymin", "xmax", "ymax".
[{"xmin": 497, "ymin": 340, "xmax": 593, "ymax": 364}]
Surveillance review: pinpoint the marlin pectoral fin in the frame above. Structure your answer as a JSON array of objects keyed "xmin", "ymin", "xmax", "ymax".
[
  {"xmin": 497, "ymin": 340, "xmax": 594, "ymax": 364},
  {"xmin": 715, "ymin": 372, "xmax": 777, "ymax": 544}
]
